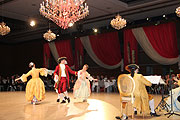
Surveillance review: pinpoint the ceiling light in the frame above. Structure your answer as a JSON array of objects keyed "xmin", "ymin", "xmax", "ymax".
[
  {"xmin": 68, "ymin": 22, "xmax": 74, "ymax": 27},
  {"xmin": 0, "ymin": 22, "xmax": 10, "ymax": 36},
  {"xmin": 30, "ymin": 20, "xmax": 36, "ymax": 27},
  {"xmin": 39, "ymin": 0, "xmax": 89, "ymax": 29},
  {"xmin": 43, "ymin": 29, "xmax": 56, "ymax": 42},
  {"xmin": 176, "ymin": 6, "xmax": 180, "ymax": 17},
  {"xmin": 93, "ymin": 28, "xmax": 98, "ymax": 33},
  {"xmin": 110, "ymin": 14, "xmax": 126, "ymax": 30}
]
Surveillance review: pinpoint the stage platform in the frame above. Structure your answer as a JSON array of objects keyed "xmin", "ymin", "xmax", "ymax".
[{"xmin": 0, "ymin": 92, "xmax": 179, "ymax": 120}]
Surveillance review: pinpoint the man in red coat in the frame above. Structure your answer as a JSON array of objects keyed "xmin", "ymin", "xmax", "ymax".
[{"xmin": 54, "ymin": 57, "xmax": 77, "ymax": 103}]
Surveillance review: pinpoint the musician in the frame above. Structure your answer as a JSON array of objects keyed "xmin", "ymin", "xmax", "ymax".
[
  {"xmin": 165, "ymin": 74, "xmax": 180, "ymax": 111},
  {"xmin": 125, "ymin": 64, "xmax": 160, "ymax": 116}
]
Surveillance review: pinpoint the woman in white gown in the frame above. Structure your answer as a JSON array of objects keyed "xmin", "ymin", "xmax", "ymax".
[{"xmin": 73, "ymin": 64, "xmax": 96, "ymax": 102}]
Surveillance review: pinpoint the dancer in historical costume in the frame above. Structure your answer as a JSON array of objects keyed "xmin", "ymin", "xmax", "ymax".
[
  {"xmin": 125, "ymin": 64, "xmax": 160, "ymax": 116},
  {"xmin": 15, "ymin": 62, "xmax": 47, "ymax": 105},
  {"xmin": 73, "ymin": 64, "xmax": 96, "ymax": 102},
  {"xmin": 166, "ymin": 75, "xmax": 180, "ymax": 112},
  {"xmin": 54, "ymin": 57, "xmax": 77, "ymax": 103}
]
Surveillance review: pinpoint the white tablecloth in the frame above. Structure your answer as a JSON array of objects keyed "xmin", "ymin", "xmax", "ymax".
[
  {"xmin": 144, "ymin": 76, "xmax": 165, "ymax": 84},
  {"xmin": 104, "ymin": 82, "xmax": 114, "ymax": 88}
]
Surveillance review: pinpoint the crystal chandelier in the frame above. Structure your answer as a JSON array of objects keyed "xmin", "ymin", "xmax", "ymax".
[
  {"xmin": 39, "ymin": 0, "xmax": 89, "ymax": 29},
  {"xmin": 176, "ymin": 6, "xmax": 180, "ymax": 17},
  {"xmin": 43, "ymin": 29, "xmax": 56, "ymax": 42},
  {"xmin": 0, "ymin": 22, "xmax": 10, "ymax": 36},
  {"xmin": 110, "ymin": 14, "xmax": 127, "ymax": 30}
]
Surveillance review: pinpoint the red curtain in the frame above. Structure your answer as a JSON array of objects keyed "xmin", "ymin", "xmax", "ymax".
[
  {"xmin": 89, "ymin": 32, "xmax": 121, "ymax": 66},
  {"xmin": 143, "ymin": 22, "xmax": 178, "ymax": 58},
  {"xmin": 75, "ymin": 38, "xmax": 84, "ymax": 70},
  {"xmin": 124, "ymin": 29, "xmax": 138, "ymax": 67},
  {"xmin": 55, "ymin": 40, "xmax": 74, "ymax": 66},
  {"xmin": 43, "ymin": 43, "xmax": 51, "ymax": 68}
]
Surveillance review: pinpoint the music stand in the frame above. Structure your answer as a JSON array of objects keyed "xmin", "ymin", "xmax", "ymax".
[
  {"xmin": 144, "ymin": 76, "xmax": 170, "ymax": 112},
  {"xmin": 164, "ymin": 73, "xmax": 180, "ymax": 118},
  {"xmin": 154, "ymin": 84, "xmax": 169, "ymax": 112}
]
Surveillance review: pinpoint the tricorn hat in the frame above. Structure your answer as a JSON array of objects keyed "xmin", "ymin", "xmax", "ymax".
[
  {"xmin": 125, "ymin": 64, "xmax": 139, "ymax": 72},
  {"xmin": 57, "ymin": 57, "xmax": 67, "ymax": 63}
]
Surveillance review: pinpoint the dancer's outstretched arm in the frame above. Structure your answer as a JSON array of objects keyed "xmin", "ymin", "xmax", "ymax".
[
  {"xmin": 15, "ymin": 77, "xmax": 21, "ymax": 81},
  {"xmin": 86, "ymin": 72, "xmax": 98, "ymax": 81}
]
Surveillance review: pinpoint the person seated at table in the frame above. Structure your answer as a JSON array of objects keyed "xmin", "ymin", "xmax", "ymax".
[
  {"xmin": 92, "ymin": 76, "xmax": 99, "ymax": 92},
  {"xmin": 105, "ymin": 77, "xmax": 113, "ymax": 93},
  {"xmin": 110, "ymin": 77, "xmax": 118, "ymax": 92},
  {"xmin": 98, "ymin": 76, "xmax": 105, "ymax": 92},
  {"xmin": 125, "ymin": 64, "xmax": 160, "ymax": 117}
]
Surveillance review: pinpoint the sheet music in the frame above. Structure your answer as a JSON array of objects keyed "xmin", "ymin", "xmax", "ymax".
[{"xmin": 144, "ymin": 76, "xmax": 165, "ymax": 84}]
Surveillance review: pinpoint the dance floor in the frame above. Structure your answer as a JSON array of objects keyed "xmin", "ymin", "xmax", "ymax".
[{"xmin": 0, "ymin": 92, "xmax": 180, "ymax": 120}]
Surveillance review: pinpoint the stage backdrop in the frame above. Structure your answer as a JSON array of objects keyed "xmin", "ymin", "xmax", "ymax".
[
  {"xmin": 79, "ymin": 32, "xmax": 123, "ymax": 70},
  {"xmin": 124, "ymin": 22, "xmax": 179, "ymax": 66},
  {"xmin": 124, "ymin": 29, "xmax": 138, "ymax": 67},
  {"xmin": 44, "ymin": 32, "xmax": 123, "ymax": 70},
  {"xmin": 43, "ymin": 39, "xmax": 74, "ymax": 68}
]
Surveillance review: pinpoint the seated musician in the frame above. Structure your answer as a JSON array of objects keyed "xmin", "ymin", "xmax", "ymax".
[
  {"xmin": 165, "ymin": 74, "xmax": 180, "ymax": 112},
  {"xmin": 125, "ymin": 64, "xmax": 160, "ymax": 116}
]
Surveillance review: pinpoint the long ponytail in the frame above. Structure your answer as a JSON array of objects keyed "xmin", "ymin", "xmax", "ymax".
[{"xmin": 130, "ymin": 69, "xmax": 135, "ymax": 78}]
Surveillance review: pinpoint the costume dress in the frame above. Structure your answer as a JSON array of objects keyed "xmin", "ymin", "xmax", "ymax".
[
  {"xmin": 21, "ymin": 68, "xmax": 47, "ymax": 101},
  {"xmin": 73, "ymin": 70, "xmax": 93, "ymax": 100}
]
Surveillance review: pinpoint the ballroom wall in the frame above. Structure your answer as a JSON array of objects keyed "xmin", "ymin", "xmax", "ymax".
[
  {"xmin": 1, "ymin": 21, "xmax": 180, "ymax": 77},
  {"xmin": 0, "ymin": 40, "xmax": 44, "ymax": 77}
]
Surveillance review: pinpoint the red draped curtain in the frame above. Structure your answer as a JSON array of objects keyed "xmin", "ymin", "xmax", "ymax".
[
  {"xmin": 43, "ymin": 43, "xmax": 51, "ymax": 68},
  {"xmin": 75, "ymin": 38, "xmax": 84, "ymax": 70},
  {"xmin": 124, "ymin": 29, "xmax": 138, "ymax": 67},
  {"xmin": 55, "ymin": 40, "xmax": 74, "ymax": 66},
  {"xmin": 143, "ymin": 22, "xmax": 178, "ymax": 58},
  {"xmin": 89, "ymin": 32, "xmax": 122, "ymax": 66}
]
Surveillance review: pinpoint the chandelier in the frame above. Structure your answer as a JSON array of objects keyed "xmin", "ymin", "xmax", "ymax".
[
  {"xmin": 43, "ymin": 29, "xmax": 56, "ymax": 42},
  {"xmin": 110, "ymin": 14, "xmax": 126, "ymax": 30},
  {"xmin": 39, "ymin": 0, "xmax": 89, "ymax": 29},
  {"xmin": 176, "ymin": 6, "xmax": 180, "ymax": 17},
  {"xmin": 0, "ymin": 22, "xmax": 10, "ymax": 36}
]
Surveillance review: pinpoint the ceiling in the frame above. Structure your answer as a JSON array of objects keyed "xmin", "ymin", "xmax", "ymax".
[{"xmin": 0, "ymin": 0, "xmax": 180, "ymax": 43}]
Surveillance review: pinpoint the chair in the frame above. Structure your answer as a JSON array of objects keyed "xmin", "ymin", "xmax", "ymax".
[
  {"xmin": 100, "ymin": 87, "xmax": 105, "ymax": 92},
  {"xmin": 117, "ymin": 74, "xmax": 135, "ymax": 119}
]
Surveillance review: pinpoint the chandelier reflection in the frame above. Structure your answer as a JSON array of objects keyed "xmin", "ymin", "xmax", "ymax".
[
  {"xmin": 176, "ymin": 6, "xmax": 180, "ymax": 17},
  {"xmin": 43, "ymin": 29, "xmax": 56, "ymax": 42},
  {"xmin": 39, "ymin": 0, "xmax": 89, "ymax": 29},
  {"xmin": 0, "ymin": 22, "xmax": 10, "ymax": 36},
  {"xmin": 110, "ymin": 14, "xmax": 126, "ymax": 30}
]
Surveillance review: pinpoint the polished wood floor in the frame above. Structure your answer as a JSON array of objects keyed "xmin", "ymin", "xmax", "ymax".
[{"xmin": 0, "ymin": 91, "xmax": 179, "ymax": 120}]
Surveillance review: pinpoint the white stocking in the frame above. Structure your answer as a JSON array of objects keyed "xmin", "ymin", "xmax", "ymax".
[
  {"xmin": 64, "ymin": 91, "xmax": 69, "ymax": 98},
  {"xmin": 58, "ymin": 94, "xmax": 61, "ymax": 99},
  {"xmin": 60, "ymin": 93, "xmax": 65, "ymax": 100},
  {"xmin": 149, "ymin": 99, "xmax": 155, "ymax": 113}
]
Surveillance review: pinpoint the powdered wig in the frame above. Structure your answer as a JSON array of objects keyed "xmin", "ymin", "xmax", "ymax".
[{"xmin": 29, "ymin": 62, "xmax": 35, "ymax": 68}]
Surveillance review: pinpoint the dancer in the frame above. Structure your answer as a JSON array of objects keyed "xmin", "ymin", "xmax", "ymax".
[
  {"xmin": 73, "ymin": 64, "xmax": 97, "ymax": 102},
  {"xmin": 125, "ymin": 64, "xmax": 160, "ymax": 116},
  {"xmin": 54, "ymin": 57, "xmax": 77, "ymax": 103},
  {"xmin": 15, "ymin": 62, "xmax": 47, "ymax": 105}
]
